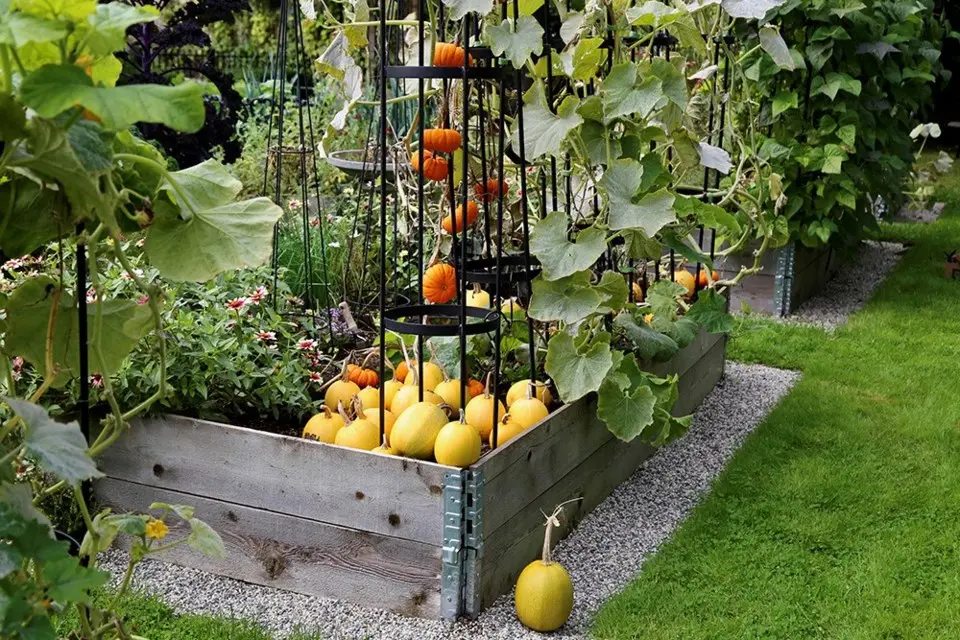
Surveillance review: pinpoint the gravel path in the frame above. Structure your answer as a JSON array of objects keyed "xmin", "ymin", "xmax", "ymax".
[
  {"xmin": 784, "ymin": 240, "xmax": 905, "ymax": 330},
  {"xmin": 100, "ymin": 362, "xmax": 800, "ymax": 640},
  {"xmin": 892, "ymin": 201, "xmax": 945, "ymax": 224}
]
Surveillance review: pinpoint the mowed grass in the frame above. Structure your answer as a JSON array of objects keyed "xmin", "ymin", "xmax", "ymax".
[
  {"xmin": 55, "ymin": 590, "xmax": 322, "ymax": 639},
  {"xmin": 592, "ymin": 168, "xmax": 960, "ymax": 639}
]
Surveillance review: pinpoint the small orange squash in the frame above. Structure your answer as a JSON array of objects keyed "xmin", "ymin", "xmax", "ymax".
[
  {"xmin": 467, "ymin": 378, "xmax": 485, "ymax": 398},
  {"xmin": 348, "ymin": 353, "xmax": 380, "ymax": 388},
  {"xmin": 475, "ymin": 178, "xmax": 508, "ymax": 203},
  {"xmin": 434, "ymin": 42, "xmax": 472, "ymax": 67},
  {"xmin": 410, "ymin": 150, "xmax": 449, "ymax": 182},
  {"xmin": 696, "ymin": 269, "xmax": 720, "ymax": 289},
  {"xmin": 423, "ymin": 128, "xmax": 462, "ymax": 153},
  {"xmin": 442, "ymin": 201, "xmax": 480, "ymax": 233},
  {"xmin": 423, "ymin": 263, "xmax": 457, "ymax": 304}
]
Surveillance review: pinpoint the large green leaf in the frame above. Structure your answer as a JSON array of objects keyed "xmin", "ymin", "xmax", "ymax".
[
  {"xmin": 0, "ymin": 12, "xmax": 67, "ymax": 48},
  {"xmin": 512, "ymin": 82, "xmax": 583, "ymax": 160},
  {"xmin": 625, "ymin": 1, "xmax": 679, "ymax": 27},
  {"xmin": 529, "ymin": 272, "xmax": 603, "ymax": 324},
  {"xmin": 485, "ymin": 16, "xmax": 543, "ymax": 69},
  {"xmin": 145, "ymin": 197, "xmax": 283, "ymax": 282},
  {"xmin": 44, "ymin": 555, "xmax": 109, "ymax": 602},
  {"xmin": 597, "ymin": 375, "xmax": 656, "ymax": 442},
  {"xmin": 563, "ymin": 37, "xmax": 606, "ymax": 80},
  {"xmin": 0, "ymin": 94, "xmax": 26, "ymax": 141},
  {"xmin": 8, "ymin": 118, "xmax": 103, "ymax": 217},
  {"xmin": 544, "ymin": 330, "xmax": 614, "ymax": 402},
  {"xmin": 601, "ymin": 160, "xmax": 676, "ymax": 235},
  {"xmin": 78, "ymin": 2, "xmax": 159, "ymax": 55},
  {"xmin": 6, "ymin": 398, "xmax": 103, "ymax": 484},
  {"xmin": 0, "ymin": 178, "xmax": 60, "ymax": 257},
  {"xmin": 530, "ymin": 210, "xmax": 607, "ymax": 280},
  {"xmin": 772, "ymin": 90, "xmax": 798, "ymax": 116},
  {"xmin": 21, "ymin": 65, "xmax": 206, "ymax": 132},
  {"xmin": 12, "ymin": 0, "xmax": 97, "ymax": 20},
  {"xmin": 600, "ymin": 63, "xmax": 664, "ymax": 122},
  {"xmin": 595, "ymin": 271, "xmax": 628, "ymax": 314},
  {"xmin": 4, "ymin": 276, "xmax": 153, "ymax": 386},
  {"xmin": 721, "ymin": 0, "xmax": 785, "ymax": 19},
  {"xmin": 441, "ymin": 0, "xmax": 493, "ymax": 20},
  {"xmin": 162, "ymin": 159, "xmax": 243, "ymax": 217},
  {"xmin": 759, "ymin": 26, "xmax": 796, "ymax": 70},
  {"xmin": 687, "ymin": 289, "xmax": 733, "ymax": 333},
  {"xmin": 811, "ymin": 72, "xmax": 861, "ymax": 101},
  {"xmin": 613, "ymin": 313, "xmax": 679, "ymax": 362}
]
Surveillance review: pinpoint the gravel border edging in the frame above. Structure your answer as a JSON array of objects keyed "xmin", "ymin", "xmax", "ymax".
[
  {"xmin": 99, "ymin": 362, "xmax": 800, "ymax": 640},
  {"xmin": 781, "ymin": 240, "xmax": 905, "ymax": 331}
]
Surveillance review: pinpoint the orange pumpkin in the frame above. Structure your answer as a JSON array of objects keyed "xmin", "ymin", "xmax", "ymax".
[
  {"xmin": 434, "ymin": 42, "xmax": 472, "ymax": 67},
  {"xmin": 467, "ymin": 378, "xmax": 485, "ymax": 398},
  {"xmin": 348, "ymin": 366, "xmax": 379, "ymax": 389},
  {"xmin": 410, "ymin": 150, "xmax": 449, "ymax": 182},
  {"xmin": 474, "ymin": 178, "xmax": 508, "ymax": 203},
  {"xmin": 442, "ymin": 201, "xmax": 480, "ymax": 234},
  {"xmin": 423, "ymin": 128, "xmax": 462, "ymax": 154},
  {"xmin": 423, "ymin": 263, "xmax": 457, "ymax": 304},
  {"xmin": 697, "ymin": 269, "xmax": 720, "ymax": 288}
]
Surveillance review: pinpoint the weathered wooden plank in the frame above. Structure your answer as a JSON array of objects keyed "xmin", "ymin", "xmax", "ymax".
[
  {"xmin": 96, "ymin": 479, "xmax": 443, "ymax": 617},
  {"xmin": 472, "ymin": 412, "xmax": 657, "ymax": 613},
  {"xmin": 672, "ymin": 335, "xmax": 726, "ymax": 417},
  {"xmin": 96, "ymin": 415, "xmax": 450, "ymax": 545},
  {"xmin": 476, "ymin": 329, "xmax": 725, "ymax": 542}
]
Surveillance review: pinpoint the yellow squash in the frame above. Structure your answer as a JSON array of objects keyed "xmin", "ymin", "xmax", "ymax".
[
  {"xmin": 302, "ymin": 406, "xmax": 345, "ymax": 444},
  {"xmin": 389, "ymin": 402, "xmax": 449, "ymax": 459},
  {"xmin": 434, "ymin": 420, "xmax": 481, "ymax": 467},
  {"xmin": 515, "ymin": 504, "xmax": 574, "ymax": 632}
]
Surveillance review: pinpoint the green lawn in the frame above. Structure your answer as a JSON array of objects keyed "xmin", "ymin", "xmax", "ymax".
[
  {"xmin": 55, "ymin": 590, "xmax": 320, "ymax": 640},
  {"xmin": 592, "ymin": 170, "xmax": 960, "ymax": 639}
]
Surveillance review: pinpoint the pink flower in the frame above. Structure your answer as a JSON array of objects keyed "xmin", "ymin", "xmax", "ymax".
[
  {"xmin": 86, "ymin": 289, "xmax": 99, "ymax": 303},
  {"xmin": 255, "ymin": 330, "xmax": 277, "ymax": 342},
  {"xmin": 3, "ymin": 257, "xmax": 25, "ymax": 271},
  {"xmin": 137, "ymin": 295, "xmax": 150, "ymax": 305},
  {"xmin": 326, "ymin": 213, "xmax": 334, "ymax": 222},
  {"xmin": 136, "ymin": 238, "xmax": 146, "ymax": 248},
  {"xmin": 226, "ymin": 297, "xmax": 247, "ymax": 311},
  {"xmin": 297, "ymin": 339, "xmax": 316, "ymax": 350},
  {"xmin": 121, "ymin": 268, "xmax": 144, "ymax": 281},
  {"xmin": 526, "ymin": 166, "xmax": 537, "ymax": 174},
  {"xmin": 11, "ymin": 356, "xmax": 23, "ymax": 382},
  {"xmin": 90, "ymin": 373, "xmax": 104, "ymax": 389},
  {"xmin": 310, "ymin": 218, "xmax": 321, "ymax": 228},
  {"xmin": 288, "ymin": 199, "xmax": 301, "ymax": 210},
  {"xmin": 248, "ymin": 286, "xmax": 268, "ymax": 304},
  {"xmin": 308, "ymin": 371, "xmax": 323, "ymax": 383}
]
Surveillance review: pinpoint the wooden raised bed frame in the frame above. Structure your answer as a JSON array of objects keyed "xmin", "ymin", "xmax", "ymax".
[{"xmin": 94, "ymin": 330, "xmax": 726, "ymax": 620}]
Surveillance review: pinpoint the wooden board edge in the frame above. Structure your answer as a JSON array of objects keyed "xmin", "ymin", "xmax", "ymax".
[{"xmin": 95, "ymin": 478, "xmax": 444, "ymax": 619}]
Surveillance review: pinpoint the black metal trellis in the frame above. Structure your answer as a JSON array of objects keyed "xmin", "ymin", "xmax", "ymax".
[
  {"xmin": 264, "ymin": 0, "xmax": 335, "ymax": 342},
  {"xmin": 367, "ymin": 0, "xmax": 543, "ymax": 452}
]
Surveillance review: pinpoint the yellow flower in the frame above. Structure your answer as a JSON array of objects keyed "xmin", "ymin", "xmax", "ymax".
[{"xmin": 145, "ymin": 519, "xmax": 169, "ymax": 541}]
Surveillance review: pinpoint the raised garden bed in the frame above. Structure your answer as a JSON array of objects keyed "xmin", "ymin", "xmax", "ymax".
[
  {"xmin": 717, "ymin": 241, "xmax": 845, "ymax": 316},
  {"xmin": 93, "ymin": 330, "xmax": 726, "ymax": 620}
]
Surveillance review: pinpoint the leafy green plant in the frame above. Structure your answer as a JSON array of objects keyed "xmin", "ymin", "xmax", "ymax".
[
  {"xmin": 733, "ymin": 0, "xmax": 947, "ymax": 246},
  {"xmin": 905, "ymin": 122, "xmax": 954, "ymax": 210},
  {"xmin": 320, "ymin": 0, "xmax": 789, "ymax": 443},
  {"xmin": 0, "ymin": 1, "xmax": 283, "ymax": 637}
]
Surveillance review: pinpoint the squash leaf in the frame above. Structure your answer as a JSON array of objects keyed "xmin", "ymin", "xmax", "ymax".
[
  {"xmin": 511, "ymin": 82, "xmax": 583, "ymax": 160},
  {"xmin": 529, "ymin": 272, "xmax": 603, "ymax": 325},
  {"xmin": 601, "ymin": 159, "xmax": 676, "ymax": 235},
  {"xmin": 544, "ymin": 330, "xmax": 615, "ymax": 403},
  {"xmin": 485, "ymin": 16, "xmax": 544, "ymax": 69},
  {"xmin": 530, "ymin": 211, "xmax": 607, "ymax": 280}
]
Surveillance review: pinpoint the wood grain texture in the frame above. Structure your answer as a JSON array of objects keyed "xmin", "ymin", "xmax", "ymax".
[
  {"xmin": 96, "ymin": 415, "xmax": 450, "ymax": 545},
  {"xmin": 472, "ymin": 414, "xmax": 657, "ymax": 612},
  {"xmin": 474, "ymin": 328, "xmax": 726, "ymax": 570},
  {"xmin": 96, "ymin": 478, "xmax": 443, "ymax": 618}
]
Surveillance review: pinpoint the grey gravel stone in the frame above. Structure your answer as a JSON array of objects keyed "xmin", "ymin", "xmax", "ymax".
[
  {"xmin": 893, "ymin": 201, "xmax": 945, "ymax": 224},
  {"xmin": 99, "ymin": 362, "xmax": 799, "ymax": 640},
  {"xmin": 784, "ymin": 240, "xmax": 904, "ymax": 331}
]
